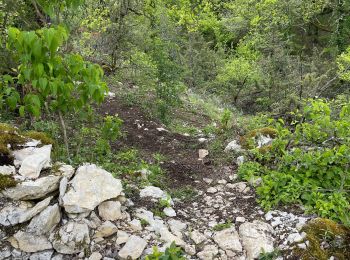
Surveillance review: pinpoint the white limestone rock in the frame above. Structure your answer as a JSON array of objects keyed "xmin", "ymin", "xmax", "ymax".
[
  {"xmin": 116, "ymin": 231, "xmax": 130, "ymax": 245},
  {"xmin": 98, "ymin": 201, "xmax": 122, "ymax": 221},
  {"xmin": 190, "ymin": 230, "xmax": 206, "ymax": 245},
  {"xmin": 197, "ymin": 245, "xmax": 219, "ymax": 260},
  {"xmin": 2, "ymin": 175, "xmax": 61, "ymax": 200},
  {"xmin": 129, "ymin": 219, "xmax": 142, "ymax": 231},
  {"xmin": 50, "ymin": 221, "xmax": 90, "ymax": 254},
  {"xmin": 62, "ymin": 164, "xmax": 123, "ymax": 214},
  {"xmin": 198, "ymin": 149, "xmax": 209, "ymax": 160},
  {"xmin": 29, "ymin": 250, "xmax": 54, "ymax": 260},
  {"xmin": 213, "ymin": 227, "xmax": 242, "ymax": 252},
  {"xmin": 94, "ymin": 221, "xmax": 118, "ymax": 238},
  {"xmin": 0, "ymin": 165, "xmax": 16, "ymax": 175},
  {"xmin": 16, "ymin": 145, "xmax": 52, "ymax": 179},
  {"xmin": 118, "ymin": 235, "xmax": 147, "ymax": 259},
  {"xmin": 13, "ymin": 231, "xmax": 52, "ymax": 253},
  {"xmin": 163, "ymin": 207, "xmax": 176, "ymax": 217},
  {"xmin": 140, "ymin": 186, "xmax": 168, "ymax": 200},
  {"xmin": 224, "ymin": 140, "xmax": 242, "ymax": 153},
  {"xmin": 239, "ymin": 220, "xmax": 275, "ymax": 260},
  {"xmin": 27, "ymin": 204, "xmax": 61, "ymax": 235},
  {"xmin": 89, "ymin": 252, "xmax": 102, "ymax": 260},
  {"xmin": 0, "ymin": 197, "xmax": 52, "ymax": 226}
]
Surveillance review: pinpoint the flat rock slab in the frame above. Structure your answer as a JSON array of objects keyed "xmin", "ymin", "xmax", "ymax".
[
  {"xmin": 2, "ymin": 175, "xmax": 61, "ymax": 200},
  {"xmin": 118, "ymin": 235, "xmax": 147, "ymax": 259},
  {"xmin": 0, "ymin": 197, "xmax": 52, "ymax": 226},
  {"xmin": 13, "ymin": 231, "xmax": 52, "ymax": 253},
  {"xmin": 62, "ymin": 164, "xmax": 123, "ymax": 214}
]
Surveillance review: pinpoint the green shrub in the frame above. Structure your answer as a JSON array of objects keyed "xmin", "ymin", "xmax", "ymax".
[
  {"xmin": 239, "ymin": 99, "xmax": 350, "ymax": 225},
  {"xmin": 145, "ymin": 242, "xmax": 185, "ymax": 260},
  {"xmin": 1, "ymin": 26, "xmax": 107, "ymax": 117}
]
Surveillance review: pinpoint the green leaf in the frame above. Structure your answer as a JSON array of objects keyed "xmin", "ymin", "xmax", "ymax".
[{"xmin": 19, "ymin": 106, "xmax": 25, "ymax": 116}]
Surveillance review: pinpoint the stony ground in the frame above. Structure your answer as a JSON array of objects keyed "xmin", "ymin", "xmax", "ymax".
[{"xmin": 0, "ymin": 95, "xmax": 314, "ymax": 260}]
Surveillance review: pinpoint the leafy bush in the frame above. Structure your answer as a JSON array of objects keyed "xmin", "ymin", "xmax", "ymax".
[
  {"xmin": 1, "ymin": 26, "xmax": 107, "ymax": 117},
  {"xmin": 239, "ymin": 99, "xmax": 350, "ymax": 225}
]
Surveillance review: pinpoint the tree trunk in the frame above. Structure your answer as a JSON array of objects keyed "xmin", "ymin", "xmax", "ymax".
[{"xmin": 58, "ymin": 111, "xmax": 71, "ymax": 161}]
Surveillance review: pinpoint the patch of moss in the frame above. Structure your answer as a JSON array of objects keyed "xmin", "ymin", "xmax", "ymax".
[
  {"xmin": 23, "ymin": 131, "xmax": 54, "ymax": 145},
  {"xmin": 294, "ymin": 218, "xmax": 350, "ymax": 260},
  {"xmin": 0, "ymin": 123, "xmax": 17, "ymax": 133},
  {"xmin": 0, "ymin": 132, "xmax": 26, "ymax": 147},
  {"xmin": 240, "ymin": 127, "xmax": 278, "ymax": 149},
  {"xmin": 258, "ymin": 144, "xmax": 272, "ymax": 154},
  {"xmin": 0, "ymin": 174, "xmax": 18, "ymax": 191}
]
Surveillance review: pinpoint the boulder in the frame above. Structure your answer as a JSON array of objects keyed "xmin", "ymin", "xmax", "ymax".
[
  {"xmin": 16, "ymin": 145, "xmax": 52, "ymax": 179},
  {"xmin": 50, "ymin": 221, "xmax": 90, "ymax": 254},
  {"xmin": 62, "ymin": 164, "xmax": 123, "ymax": 214},
  {"xmin": 118, "ymin": 235, "xmax": 147, "ymax": 259},
  {"xmin": 13, "ymin": 231, "xmax": 52, "ymax": 253},
  {"xmin": 0, "ymin": 197, "xmax": 51, "ymax": 226},
  {"xmin": 239, "ymin": 220, "xmax": 275, "ymax": 260},
  {"xmin": 213, "ymin": 227, "xmax": 242, "ymax": 252},
  {"xmin": 2, "ymin": 175, "xmax": 61, "ymax": 200},
  {"xmin": 98, "ymin": 201, "xmax": 122, "ymax": 221}
]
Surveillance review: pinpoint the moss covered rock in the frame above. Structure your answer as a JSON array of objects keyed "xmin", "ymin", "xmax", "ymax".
[
  {"xmin": 23, "ymin": 131, "xmax": 54, "ymax": 145},
  {"xmin": 294, "ymin": 218, "xmax": 350, "ymax": 260},
  {"xmin": 239, "ymin": 127, "xmax": 278, "ymax": 149},
  {"xmin": 0, "ymin": 174, "xmax": 18, "ymax": 191}
]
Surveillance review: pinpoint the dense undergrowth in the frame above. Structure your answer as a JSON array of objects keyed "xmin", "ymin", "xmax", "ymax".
[{"xmin": 238, "ymin": 99, "xmax": 350, "ymax": 226}]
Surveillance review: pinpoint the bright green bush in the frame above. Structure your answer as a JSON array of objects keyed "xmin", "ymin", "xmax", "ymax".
[
  {"xmin": 239, "ymin": 99, "xmax": 350, "ymax": 225},
  {"xmin": 145, "ymin": 242, "xmax": 185, "ymax": 260},
  {"xmin": 0, "ymin": 26, "xmax": 107, "ymax": 117}
]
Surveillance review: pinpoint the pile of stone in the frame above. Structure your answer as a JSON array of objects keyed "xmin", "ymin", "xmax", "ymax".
[
  {"xmin": 0, "ymin": 137, "xmax": 311, "ymax": 260},
  {"xmin": 0, "ymin": 140, "xmax": 185, "ymax": 259}
]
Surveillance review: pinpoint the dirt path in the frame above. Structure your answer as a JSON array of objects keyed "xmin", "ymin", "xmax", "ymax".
[{"xmin": 98, "ymin": 96, "xmax": 308, "ymax": 259}]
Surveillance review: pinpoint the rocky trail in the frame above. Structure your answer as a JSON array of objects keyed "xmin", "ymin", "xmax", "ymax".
[{"xmin": 0, "ymin": 95, "xmax": 312, "ymax": 260}]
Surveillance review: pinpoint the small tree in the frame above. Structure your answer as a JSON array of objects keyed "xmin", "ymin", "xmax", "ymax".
[{"xmin": 0, "ymin": 25, "xmax": 108, "ymax": 158}]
